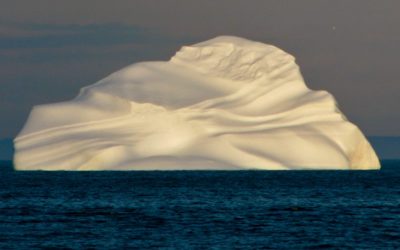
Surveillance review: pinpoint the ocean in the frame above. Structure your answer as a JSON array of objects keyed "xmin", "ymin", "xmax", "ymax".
[{"xmin": 0, "ymin": 160, "xmax": 399, "ymax": 249}]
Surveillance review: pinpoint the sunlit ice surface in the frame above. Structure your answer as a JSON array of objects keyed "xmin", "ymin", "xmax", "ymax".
[{"xmin": 14, "ymin": 36, "xmax": 380, "ymax": 170}]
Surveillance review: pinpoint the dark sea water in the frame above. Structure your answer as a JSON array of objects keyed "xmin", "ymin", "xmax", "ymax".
[{"xmin": 0, "ymin": 161, "xmax": 399, "ymax": 249}]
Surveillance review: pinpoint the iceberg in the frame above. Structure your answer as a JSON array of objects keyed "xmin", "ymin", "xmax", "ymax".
[{"xmin": 14, "ymin": 36, "xmax": 380, "ymax": 170}]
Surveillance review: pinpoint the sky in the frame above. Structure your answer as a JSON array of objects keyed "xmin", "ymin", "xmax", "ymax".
[{"xmin": 0, "ymin": 0, "xmax": 399, "ymax": 138}]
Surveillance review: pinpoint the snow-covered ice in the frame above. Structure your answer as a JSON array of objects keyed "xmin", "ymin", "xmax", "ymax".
[{"xmin": 14, "ymin": 36, "xmax": 380, "ymax": 170}]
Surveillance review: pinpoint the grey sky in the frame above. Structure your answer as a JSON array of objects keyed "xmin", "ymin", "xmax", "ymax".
[{"xmin": 0, "ymin": 0, "xmax": 399, "ymax": 137}]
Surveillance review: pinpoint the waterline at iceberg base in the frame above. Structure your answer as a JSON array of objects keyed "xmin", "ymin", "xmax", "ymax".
[{"xmin": 14, "ymin": 36, "xmax": 380, "ymax": 170}]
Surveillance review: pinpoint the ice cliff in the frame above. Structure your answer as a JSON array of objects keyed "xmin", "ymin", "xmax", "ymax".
[{"xmin": 14, "ymin": 36, "xmax": 380, "ymax": 170}]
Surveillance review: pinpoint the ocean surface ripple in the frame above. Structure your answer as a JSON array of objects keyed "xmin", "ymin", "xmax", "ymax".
[{"xmin": 0, "ymin": 160, "xmax": 399, "ymax": 249}]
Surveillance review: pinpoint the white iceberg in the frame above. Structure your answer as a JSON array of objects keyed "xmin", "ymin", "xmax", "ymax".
[{"xmin": 14, "ymin": 36, "xmax": 380, "ymax": 170}]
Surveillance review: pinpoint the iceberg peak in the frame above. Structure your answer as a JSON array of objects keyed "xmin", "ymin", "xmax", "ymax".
[{"xmin": 171, "ymin": 36, "xmax": 298, "ymax": 82}]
